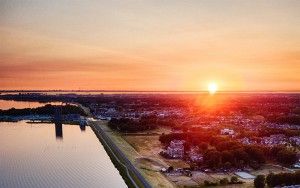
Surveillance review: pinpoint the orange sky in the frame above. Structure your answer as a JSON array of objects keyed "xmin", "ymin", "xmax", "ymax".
[{"xmin": 0, "ymin": 0, "xmax": 299, "ymax": 91}]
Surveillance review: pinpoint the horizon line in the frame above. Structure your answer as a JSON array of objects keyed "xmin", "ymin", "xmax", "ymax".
[{"xmin": 1, "ymin": 89, "xmax": 300, "ymax": 93}]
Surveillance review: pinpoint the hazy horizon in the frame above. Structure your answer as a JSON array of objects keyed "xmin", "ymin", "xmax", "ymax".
[{"xmin": 1, "ymin": 89, "xmax": 300, "ymax": 93}]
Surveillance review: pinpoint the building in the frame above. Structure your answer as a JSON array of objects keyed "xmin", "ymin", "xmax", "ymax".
[
  {"xmin": 261, "ymin": 134, "xmax": 286, "ymax": 146},
  {"xmin": 188, "ymin": 147, "xmax": 203, "ymax": 163},
  {"xmin": 221, "ymin": 128, "xmax": 235, "ymax": 135},
  {"xmin": 239, "ymin": 137, "xmax": 257, "ymax": 145},
  {"xmin": 167, "ymin": 140, "xmax": 185, "ymax": 158},
  {"xmin": 289, "ymin": 136, "xmax": 300, "ymax": 146}
]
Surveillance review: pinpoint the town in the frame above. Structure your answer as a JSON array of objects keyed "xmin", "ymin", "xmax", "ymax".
[
  {"xmin": 1, "ymin": 92, "xmax": 299, "ymax": 187},
  {"xmin": 90, "ymin": 93, "xmax": 300, "ymax": 187}
]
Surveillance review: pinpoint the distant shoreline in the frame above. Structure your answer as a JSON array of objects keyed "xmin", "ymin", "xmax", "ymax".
[{"xmin": 1, "ymin": 90, "xmax": 300, "ymax": 94}]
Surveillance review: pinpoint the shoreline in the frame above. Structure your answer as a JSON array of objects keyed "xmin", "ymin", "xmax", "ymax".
[
  {"xmin": 89, "ymin": 120, "xmax": 152, "ymax": 188},
  {"xmin": 0, "ymin": 116, "xmax": 83, "ymax": 125}
]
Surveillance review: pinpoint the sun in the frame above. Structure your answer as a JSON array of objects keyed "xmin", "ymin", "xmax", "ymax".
[{"xmin": 208, "ymin": 82, "xmax": 218, "ymax": 94}]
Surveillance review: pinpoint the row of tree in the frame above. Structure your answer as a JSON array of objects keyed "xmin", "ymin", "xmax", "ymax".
[
  {"xmin": 204, "ymin": 176, "xmax": 243, "ymax": 186},
  {"xmin": 203, "ymin": 145, "xmax": 266, "ymax": 169},
  {"xmin": 267, "ymin": 114, "xmax": 300, "ymax": 125},
  {"xmin": 270, "ymin": 146, "xmax": 298, "ymax": 165},
  {"xmin": 108, "ymin": 117, "xmax": 158, "ymax": 132},
  {"xmin": 0, "ymin": 104, "xmax": 87, "ymax": 116},
  {"xmin": 254, "ymin": 171, "xmax": 300, "ymax": 188}
]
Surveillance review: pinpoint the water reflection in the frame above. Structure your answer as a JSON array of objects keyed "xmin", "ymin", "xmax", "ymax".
[
  {"xmin": 54, "ymin": 123, "xmax": 87, "ymax": 139},
  {"xmin": 80, "ymin": 123, "xmax": 86, "ymax": 131},
  {"xmin": 0, "ymin": 121, "xmax": 127, "ymax": 188},
  {"xmin": 55, "ymin": 122, "xmax": 63, "ymax": 139},
  {"xmin": 54, "ymin": 107, "xmax": 63, "ymax": 139}
]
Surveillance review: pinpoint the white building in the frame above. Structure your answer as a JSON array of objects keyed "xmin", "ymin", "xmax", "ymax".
[
  {"xmin": 261, "ymin": 134, "xmax": 286, "ymax": 146},
  {"xmin": 239, "ymin": 137, "xmax": 257, "ymax": 145},
  {"xmin": 221, "ymin": 128, "xmax": 235, "ymax": 135},
  {"xmin": 188, "ymin": 147, "xmax": 203, "ymax": 163},
  {"xmin": 167, "ymin": 140, "xmax": 185, "ymax": 158}
]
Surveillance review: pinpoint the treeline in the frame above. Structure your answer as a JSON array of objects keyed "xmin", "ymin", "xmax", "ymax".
[
  {"xmin": 0, "ymin": 104, "xmax": 87, "ymax": 116},
  {"xmin": 204, "ymin": 176, "xmax": 243, "ymax": 186},
  {"xmin": 258, "ymin": 128, "xmax": 300, "ymax": 137},
  {"xmin": 108, "ymin": 116, "xmax": 158, "ymax": 132},
  {"xmin": 0, "ymin": 93, "xmax": 77, "ymax": 103},
  {"xmin": 160, "ymin": 132, "xmax": 266, "ymax": 169},
  {"xmin": 266, "ymin": 171, "xmax": 300, "ymax": 187},
  {"xmin": 267, "ymin": 114, "xmax": 300, "ymax": 125},
  {"xmin": 159, "ymin": 133, "xmax": 298, "ymax": 168},
  {"xmin": 254, "ymin": 171, "xmax": 300, "ymax": 188},
  {"xmin": 203, "ymin": 144, "xmax": 266, "ymax": 169},
  {"xmin": 269, "ymin": 146, "xmax": 298, "ymax": 165},
  {"xmin": 236, "ymin": 128, "xmax": 300, "ymax": 143}
]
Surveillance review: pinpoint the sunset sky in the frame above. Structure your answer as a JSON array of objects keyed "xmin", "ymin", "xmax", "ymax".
[{"xmin": 0, "ymin": 0, "xmax": 299, "ymax": 91}]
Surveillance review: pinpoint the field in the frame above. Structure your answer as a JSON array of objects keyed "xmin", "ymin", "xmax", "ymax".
[
  {"xmin": 123, "ymin": 132, "xmax": 190, "ymax": 169},
  {"xmin": 250, "ymin": 164, "xmax": 294, "ymax": 176},
  {"xmin": 100, "ymin": 123, "xmax": 176, "ymax": 188}
]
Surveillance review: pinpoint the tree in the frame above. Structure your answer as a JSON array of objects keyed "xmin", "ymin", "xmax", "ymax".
[
  {"xmin": 204, "ymin": 180, "xmax": 210, "ymax": 186},
  {"xmin": 167, "ymin": 166, "xmax": 174, "ymax": 172},
  {"xmin": 276, "ymin": 149, "xmax": 297, "ymax": 165},
  {"xmin": 219, "ymin": 178, "xmax": 229, "ymax": 185},
  {"xmin": 270, "ymin": 146, "xmax": 285, "ymax": 156},
  {"xmin": 230, "ymin": 176, "xmax": 239, "ymax": 184},
  {"xmin": 198, "ymin": 142, "xmax": 208, "ymax": 151},
  {"xmin": 246, "ymin": 146, "xmax": 266, "ymax": 164},
  {"xmin": 204, "ymin": 180, "xmax": 217, "ymax": 186},
  {"xmin": 281, "ymin": 173, "xmax": 294, "ymax": 186},
  {"xmin": 233, "ymin": 148, "xmax": 250, "ymax": 166},
  {"xmin": 108, "ymin": 117, "xmax": 158, "ymax": 133},
  {"xmin": 266, "ymin": 172, "xmax": 300, "ymax": 187},
  {"xmin": 254, "ymin": 175, "xmax": 265, "ymax": 188},
  {"xmin": 204, "ymin": 150, "xmax": 221, "ymax": 168},
  {"xmin": 221, "ymin": 150, "xmax": 234, "ymax": 164},
  {"xmin": 224, "ymin": 162, "xmax": 232, "ymax": 169},
  {"xmin": 266, "ymin": 173, "xmax": 275, "ymax": 187},
  {"xmin": 295, "ymin": 171, "xmax": 300, "ymax": 184}
]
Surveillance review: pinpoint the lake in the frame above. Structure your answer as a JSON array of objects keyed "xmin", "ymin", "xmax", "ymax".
[{"xmin": 0, "ymin": 121, "xmax": 127, "ymax": 187}]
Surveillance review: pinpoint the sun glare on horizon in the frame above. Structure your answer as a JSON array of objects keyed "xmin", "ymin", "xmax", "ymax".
[{"xmin": 208, "ymin": 82, "xmax": 218, "ymax": 94}]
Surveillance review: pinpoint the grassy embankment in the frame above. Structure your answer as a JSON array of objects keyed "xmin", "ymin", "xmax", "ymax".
[
  {"xmin": 92, "ymin": 121, "xmax": 176, "ymax": 188},
  {"xmin": 90, "ymin": 121, "xmax": 149, "ymax": 188}
]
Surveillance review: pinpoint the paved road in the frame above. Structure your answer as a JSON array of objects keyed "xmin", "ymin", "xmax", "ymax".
[{"xmin": 90, "ymin": 121, "xmax": 152, "ymax": 188}]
